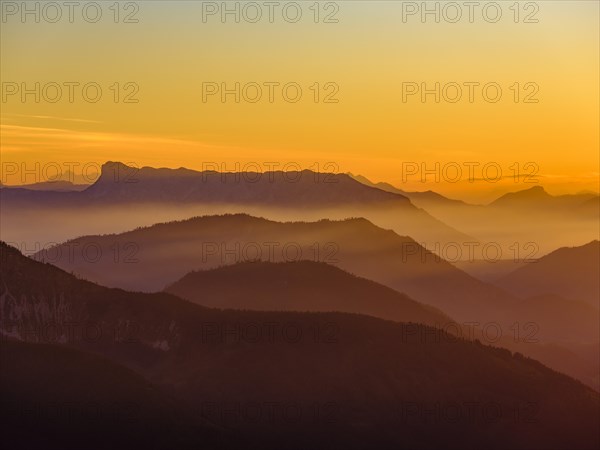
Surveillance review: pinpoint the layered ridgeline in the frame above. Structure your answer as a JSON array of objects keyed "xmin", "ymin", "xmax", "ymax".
[
  {"xmin": 165, "ymin": 260, "xmax": 452, "ymax": 327},
  {"xmin": 2, "ymin": 242, "xmax": 599, "ymax": 450},
  {"xmin": 490, "ymin": 185, "xmax": 599, "ymax": 211},
  {"xmin": 163, "ymin": 258, "xmax": 600, "ymax": 390},
  {"xmin": 349, "ymin": 173, "xmax": 470, "ymax": 210},
  {"xmin": 31, "ymin": 216, "xmax": 600, "ymax": 388},
  {"xmin": 166, "ymin": 259, "xmax": 599, "ymax": 347},
  {"xmin": 35, "ymin": 214, "xmax": 513, "ymax": 324},
  {"xmin": 0, "ymin": 180, "xmax": 89, "ymax": 192},
  {"xmin": 351, "ymin": 174, "xmax": 599, "ymax": 257},
  {"xmin": 1, "ymin": 161, "xmax": 472, "ymax": 249},
  {"xmin": 495, "ymin": 240, "xmax": 600, "ymax": 308}
]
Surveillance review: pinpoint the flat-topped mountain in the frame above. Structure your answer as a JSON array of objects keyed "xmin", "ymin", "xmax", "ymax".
[
  {"xmin": 1, "ymin": 161, "xmax": 472, "ymax": 250},
  {"xmin": 83, "ymin": 161, "xmax": 406, "ymax": 205},
  {"xmin": 2, "ymin": 161, "xmax": 408, "ymax": 206}
]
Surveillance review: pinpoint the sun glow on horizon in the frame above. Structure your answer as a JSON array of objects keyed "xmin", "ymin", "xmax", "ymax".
[{"xmin": 1, "ymin": 1, "xmax": 598, "ymax": 200}]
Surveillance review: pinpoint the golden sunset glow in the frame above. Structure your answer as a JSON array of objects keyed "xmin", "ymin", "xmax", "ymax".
[
  {"xmin": 1, "ymin": 1, "xmax": 598, "ymax": 200},
  {"xmin": 1, "ymin": 3, "xmax": 600, "ymax": 449}
]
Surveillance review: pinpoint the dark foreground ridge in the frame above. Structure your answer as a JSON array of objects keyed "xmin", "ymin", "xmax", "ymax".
[{"xmin": 1, "ymin": 242, "xmax": 599, "ymax": 450}]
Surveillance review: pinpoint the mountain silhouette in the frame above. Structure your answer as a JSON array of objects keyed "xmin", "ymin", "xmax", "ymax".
[
  {"xmin": 165, "ymin": 260, "xmax": 452, "ymax": 327},
  {"xmin": 495, "ymin": 240, "xmax": 600, "ymax": 307},
  {"xmin": 491, "ymin": 185, "xmax": 549, "ymax": 202},
  {"xmin": 1, "ymin": 161, "xmax": 472, "ymax": 250},
  {"xmin": 348, "ymin": 173, "xmax": 468, "ymax": 208},
  {"xmin": 1, "ymin": 180, "xmax": 89, "ymax": 192},
  {"xmin": 489, "ymin": 185, "xmax": 598, "ymax": 209},
  {"xmin": 35, "ymin": 213, "xmax": 515, "ymax": 324},
  {"xmin": 2, "ymin": 242, "xmax": 599, "ymax": 450},
  {"xmin": 167, "ymin": 260, "xmax": 598, "ymax": 351},
  {"xmin": 34, "ymin": 215, "xmax": 600, "ymax": 387},
  {"xmin": 352, "ymin": 179, "xmax": 598, "ymax": 257},
  {"xmin": 85, "ymin": 162, "xmax": 407, "ymax": 205}
]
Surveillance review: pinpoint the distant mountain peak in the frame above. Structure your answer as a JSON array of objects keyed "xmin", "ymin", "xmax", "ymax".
[
  {"xmin": 96, "ymin": 161, "xmax": 135, "ymax": 183},
  {"xmin": 524, "ymin": 185, "xmax": 547, "ymax": 194},
  {"xmin": 101, "ymin": 160, "xmax": 131, "ymax": 172},
  {"xmin": 83, "ymin": 161, "xmax": 413, "ymax": 206},
  {"xmin": 511, "ymin": 185, "xmax": 549, "ymax": 196},
  {"xmin": 490, "ymin": 185, "xmax": 551, "ymax": 205}
]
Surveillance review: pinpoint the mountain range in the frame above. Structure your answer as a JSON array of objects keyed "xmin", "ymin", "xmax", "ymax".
[
  {"xmin": 2, "ymin": 242, "xmax": 599, "ymax": 450},
  {"xmin": 32, "ymin": 215, "xmax": 600, "ymax": 388},
  {"xmin": 350, "ymin": 174, "xmax": 599, "ymax": 256},
  {"xmin": 164, "ymin": 260, "xmax": 452, "ymax": 327},
  {"xmin": 495, "ymin": 240, "xmax": 600, "ymax": 307},
  {"xmin": 34, "ymin": 213, "xmax": 514, "ymax": 324},
  {"xmin": 1, "ymin": 161, "xmax": 471, "ymax": 250},
  {"xmin": 0, "ymin": 180, "xmax": 89, "ymax": 192}
]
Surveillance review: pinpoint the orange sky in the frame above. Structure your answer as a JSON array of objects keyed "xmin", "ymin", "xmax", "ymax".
[{"xmin": 1, "ymin": 1, "xmax": 598, "ymax": 202}]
